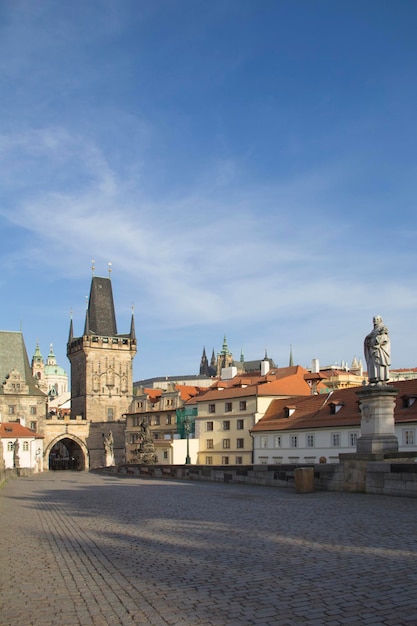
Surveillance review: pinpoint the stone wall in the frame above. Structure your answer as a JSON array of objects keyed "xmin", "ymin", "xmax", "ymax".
[
  {"xmin": 106, "ymin": 463, "xmax": 313, "ymax": 488},
  {"xmin": 0, "ymin": 468, "xmax": 17, "ymax": 487},
  {"xmin": 98, "ymin": 460, "xmax": 417, "ymax": 498},
  {"xmin": 367, "ymin": 462, "xmax": 417, "ymax": 497}
]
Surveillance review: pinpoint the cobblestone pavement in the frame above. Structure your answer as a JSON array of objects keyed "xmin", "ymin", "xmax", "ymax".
[{"xmin": 1, "ymin": 473, "xmax": 417, "ymax": 626}]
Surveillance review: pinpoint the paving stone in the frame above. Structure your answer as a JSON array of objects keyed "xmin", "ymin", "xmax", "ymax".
[{"xmin": 1, "ymin": 472, "xmax": 417, "ymax": 625}]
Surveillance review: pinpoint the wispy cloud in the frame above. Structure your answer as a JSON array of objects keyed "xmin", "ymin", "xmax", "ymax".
[{"xmin": 1, "ymin": 125, "xmax": 414, "ymax": 342}]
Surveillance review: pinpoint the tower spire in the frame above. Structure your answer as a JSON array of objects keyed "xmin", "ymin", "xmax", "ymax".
[
  {"xmin": 289, "ymin": 344, "xmax": 294, "ymax": 367},
  {"xmin": 130, "ymin": 304, "xmax": 136, "ymax": 342},
  {"xmin": 68, "ymin": 309, "xmax": 74, "ymax": 342},
  {"xmin": 83, "ymin": 295, "xmax": 90, "ymax": 336}
]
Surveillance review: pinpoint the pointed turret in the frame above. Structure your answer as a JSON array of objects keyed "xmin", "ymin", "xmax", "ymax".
[
  {"xmin": 221, "ymin": 335, "xmax": 229, "ymax": 355},
  {"xmin": 289, "ymin": 344, "xmax": 294, "ymax": 367},
  {"xmin": 47, "ymin": 344, "xmax": 57, "ymax": 366},
  {"xmin": 68, "ymin": 315, "xmax": 74, "ymax": 343},
  {"xmin": 130, "ymin": 309, "xmax": 136, "ymax": 342},
  {"xmin": 32, "ymin": 342, "xmax": 43, "ymax": 365}
]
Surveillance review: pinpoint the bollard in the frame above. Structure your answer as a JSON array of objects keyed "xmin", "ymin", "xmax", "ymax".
[{"xmin": 294, "ymin": 467, "xmax": 314, "ymax": 493}]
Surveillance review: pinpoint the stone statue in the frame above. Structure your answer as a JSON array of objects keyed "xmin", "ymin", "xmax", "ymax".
[
  {"xmin": 364, "ymin": 315, "xmax": 391, "ymax": 384},
  {"xmin": 13, "ymin": 439, "xmax": 20, "ymax": 469},
  {"xmin": 131, "ymin": 417, "xmax": 158, "ymax": 464},
  {"xmin": 103, "ymin": 431, "xmax": 115, "ymax": 466}
]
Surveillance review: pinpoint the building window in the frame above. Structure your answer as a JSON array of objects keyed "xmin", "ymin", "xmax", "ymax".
[
  {"xmin": 290, "ymin": 435, "xmax": 298, "ymax": 448},
  {"xmin": 30, "ymin": 406, "xmax": 37, "ymax": 415},
  {"xmin": 260, "ymin": 435, "xmax": 268, "ymax": 449},
  {"xmin": 8, "ymin": 406, "xmax": 15, "ymax": 415},
  {"xmin": 7, "ymin": 442, "xmax": 13, "ymax": 451},
  {"xmin": 163, "ymin": 451, "xmax": 168, "ymax": 459},
  {"xmin": 225, "ymin": 402, "xmax": 232, "ymax": 412},
  {"xmin": 107, "ymin": 408, "xmax": 114, "ymax": 420},
  {"xmin": 235, "ymin": 456, "xmax": 243, "ymax": 464},
  {"xmin": 332, "ymin": 432, "xmax": 341, "ymax": 447},
  {"xmin": 222, "ymin": 456, "xmax": 229, "ymax": 465},
  {"xmin": 208, "ymin": 404, "xmax": 216, "ymax": 414},
  {"xmin": 236, "ymin": 438, "xmax": 244, "ymax": 449},
  {"xmin": 306, "ymin": 434, "xmax": 315, "ymax": 448},
  {"xmin": 223, "ymin": 420, "xmax": 230, "ymax": 431},
  {"xmin": 205, "ymin": 456, "xmax": 213, "ymax": 465},
  {"xmin": 23, "ymin": 441, "xmax": 29, "ymax": 451},
  {"xmin": 154, "ymin": 433, "xmax": 159, "ymax": 440},
  {"xmin": 206, "ymin": 421, "xmax": 214, "ymax": 431},
  {"xmin": 154, "ymin": 415, "xmax": 160, "ymax": 426},
  {"xmin": 222, "ymin": 438, "xmax": 230, "ymax": 449},
  {"xmin": 403, "ymin": 429, "xmax": 415, "ymax": 446},
  {"xmin": 239, "ymin": 401, "xmax": 247, "ymax": 411},
  {"xmin": 274, "ymin": 435, "xmax": 281, "ymax": 448},
  {"xmin": 206, "ymin": 439, "xmax": 214, "ymax": 449},
  {"xmin": 349, "ymin": 432, "xmax": 358, "ymax": 447},
  {"xmin": 237, "ymin": 419, "xmax": 244, "ymax": 430},
  {"xmin": 30, "ymin": 422, "xmax": 37, "ymax": 431},
  {"xmin": 166, "ymin": 415, "xmax": 172, "ymax": 425}
]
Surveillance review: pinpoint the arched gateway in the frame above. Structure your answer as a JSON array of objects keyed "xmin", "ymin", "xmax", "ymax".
[{"xmin": 45, "ymin": 435, "xmax": 89, "ymax": 471}]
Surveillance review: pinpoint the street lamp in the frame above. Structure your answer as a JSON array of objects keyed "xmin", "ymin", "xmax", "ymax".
[{"xmin": 183, "ymin": 414, "xmax": 192, "ymax": 465}]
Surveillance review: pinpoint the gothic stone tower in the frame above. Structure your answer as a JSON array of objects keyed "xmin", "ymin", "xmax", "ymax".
[{"xmin": 67, "ymin": 274, "xmax": 137, "ymax": 468}]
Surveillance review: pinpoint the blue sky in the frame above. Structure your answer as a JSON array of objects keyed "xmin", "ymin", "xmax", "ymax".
[{"xmin": 1, "ymin": 0, "xmax": 417, "ymax": 381}]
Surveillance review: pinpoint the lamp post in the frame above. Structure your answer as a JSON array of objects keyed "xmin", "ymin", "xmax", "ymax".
[{"xmin": 183, "ymin": 414, "xmax": 192, "ymax": 465}]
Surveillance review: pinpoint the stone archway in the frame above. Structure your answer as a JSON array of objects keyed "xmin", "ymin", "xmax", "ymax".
[{"xmin": 45, "ymin": 435, "xmax": 89, "ymax": 471}]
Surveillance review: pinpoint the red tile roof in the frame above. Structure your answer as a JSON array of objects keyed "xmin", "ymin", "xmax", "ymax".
[
  {"xmin": 251, "ymin": 379, "xmax": 417, "ymax": 433},
  {"xmin": 194, "ymin": 366, "xmax": 315, "ymax": 402},
  {"xmin": 174, "ymin": 384, "xmax": 203, "ymax": 401},
  {"xmin": 0, "ymin": 423, "xmax": 44, "ymax": 439}
]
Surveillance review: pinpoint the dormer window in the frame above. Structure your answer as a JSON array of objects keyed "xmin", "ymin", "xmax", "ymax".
[
  {"xmin": 330, "ymin": 403, "xmax": 343, "ymax": 414},
  {"xmin": 284, "ymin": 406, "xmax": 295, "ymax": 417},
  {"xmin": 402, "ymin": 396, "xmax": 416, "ymax": 408}
]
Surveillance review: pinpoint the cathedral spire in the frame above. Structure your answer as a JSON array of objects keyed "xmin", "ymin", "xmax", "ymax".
[
  {"xmin": 200, "ymin": 346, "xmax": 209, "ymax": 376},
  {"xmin": 221, "ymin": 335, "xmax": 229, "ymax": 355},
  {"xmin": 289, "ymin": 344, "xmax": 294, "ymax": 367}
]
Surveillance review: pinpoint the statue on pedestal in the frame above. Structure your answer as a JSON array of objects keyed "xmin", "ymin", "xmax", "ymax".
[
  {"xmin": 103, "ymin": 431, "xmax": 115, "ymax": 466},
  {"xmin": 13, "ymin": 439, "xmax": 20, "ymax": 469},
  {"xmin": 131, "ymin": 417, "xmax": 158, "ymax": 464},
  {"xmin": 364, "ymin": 315, "xmax": 391, "ymax": 384}
]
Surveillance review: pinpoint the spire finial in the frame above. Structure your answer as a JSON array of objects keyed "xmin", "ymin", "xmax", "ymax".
[
  {"xmin": 91, "ymin": 259, "xmax": 95, "ymax": 276},
  {"xmin": 108, "ymin": 262, "xmax": 112, "ymax": 278}
]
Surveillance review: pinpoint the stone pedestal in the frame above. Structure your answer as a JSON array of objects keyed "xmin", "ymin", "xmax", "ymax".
[{"xmin": 356, "ymin": 384, "xmax": 398, "ymax": 454}]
